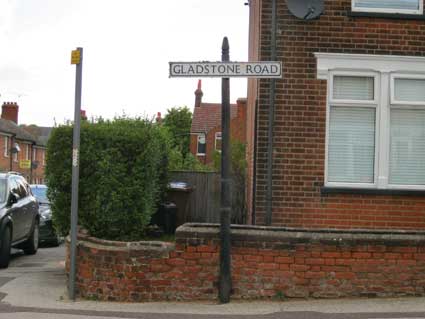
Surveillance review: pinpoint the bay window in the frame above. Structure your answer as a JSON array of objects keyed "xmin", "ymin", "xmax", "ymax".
[{"xmin": 316, "ymin": 53, "xmax": 425, "ymax": 191}]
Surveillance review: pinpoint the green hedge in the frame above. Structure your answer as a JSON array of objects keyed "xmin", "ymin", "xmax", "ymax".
[{"xmin": 45, "ymin": 118, "xmax": 170, "ymax": 241}]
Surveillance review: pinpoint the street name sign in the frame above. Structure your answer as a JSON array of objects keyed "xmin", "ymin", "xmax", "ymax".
[{"xmin": 169, "ymin": 61, "xmax": 282, "ymax": 78}]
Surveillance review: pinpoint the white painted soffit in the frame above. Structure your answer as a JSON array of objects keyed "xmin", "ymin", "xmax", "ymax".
[{"xmin": 315, "ymin": 53, "xmax": 425, "ymax": 79}]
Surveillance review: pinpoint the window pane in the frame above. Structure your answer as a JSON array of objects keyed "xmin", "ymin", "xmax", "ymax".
[
  {"xmin": 394, "ymin": 78, "xmax": 425, "ymax": 102},
  {"xmin": 197, "ymin": 134, "xmax": 206, "ymax": 154},
  {"xmin": 328, "ymin": 107, "xmax": 375, "ymax": 183},
  {"xmin": 354, "ymin": 0, "xmax": 420, "ymax": 10},
  {"xmin": 333, "ymin": 76, "xmax": 374, "ymax": 101},
  {"xmin": 389, "ymin": 109, "xmax": 425, "ymax": 185},
  {"xmin": 215, "ymin": 133, "xmax": 222, "ymax": 151}
]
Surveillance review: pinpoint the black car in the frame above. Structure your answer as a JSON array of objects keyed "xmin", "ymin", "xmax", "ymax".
[
  {"xmin": 30, "ymin": 184, "xmax": 60, "ymax": 246},
  {"xmin": 0, "ymin": 173, "xmax": 40, "ymax": 268}
]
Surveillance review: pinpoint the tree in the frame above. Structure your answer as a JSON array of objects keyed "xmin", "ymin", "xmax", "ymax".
[{"xmin": 163, "ymin": 106, "xmax": 192, "ymax": 156}]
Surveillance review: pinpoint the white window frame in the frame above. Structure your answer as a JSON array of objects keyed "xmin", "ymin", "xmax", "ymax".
[
  {"xmin": 42, "ymin": 149, "xmax": 46, "ymax": 166},
  {"xmin": 390, "ymin": 73, "xmax": 425, "ymax": 106},
  {"xmin": 32, "ymin": 147, "xmax": 37, "ymax": 161},
  {"xmin": 25, "ymin": 144, "xmax": 30, "ymax": 161},
  {"xmin": 326, "ymin": 71, "xmax": 380, "ymax": 189},
  {"xmin": 352, "ymin": 0, "xmax": 423, "ymax": 15},
  {"xmin": 215, "ymin": 132, "xmax": 222, "ymax": 152},
  {"xmin": 316, "ymin": 53, "xmax": 425, "ymax": 191},
  {"xmin": 197, "ymin": 134, "xmax": 206, "ymax": 156},
  {"xmin": 387, "ymin": 73, "xmax": 425, "ymax": 190},
  {"xmin": 3, "ymin": 136, "xmax": 9, "ymax": 158}
]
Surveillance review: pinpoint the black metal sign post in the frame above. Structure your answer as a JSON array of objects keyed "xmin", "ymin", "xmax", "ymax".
[
  {"xmin": 169, "ymin": 38, "xmax": 281, "ymax": 304},
  {"xmin": 219, "ymin": 37, "xmax": 232, "ymax": 303}
]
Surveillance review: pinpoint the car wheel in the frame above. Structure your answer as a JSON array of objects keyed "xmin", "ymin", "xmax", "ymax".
[
  {"xmin": 23, "ymin": 221, "xmax": 39, "ymax": 255},
  {"xmin": 0, "ymin": 226, "xmax": 11, "ymax": 268}
]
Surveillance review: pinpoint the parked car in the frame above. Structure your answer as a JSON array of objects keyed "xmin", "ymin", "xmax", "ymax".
[
  {"xmin": 0, "ymin": 173, "xmax": 40, "ymax": 268},
  {"xmin": 30, "ymin": 184, "xmax": 60, "ymax": 247}
]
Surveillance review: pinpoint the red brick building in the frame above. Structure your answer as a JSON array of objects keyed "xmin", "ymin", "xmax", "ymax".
[
  {"xmin": 247, "ymin": 0, "xmax": 425, "ymax": 229},
  {"xmin": 0, "ymin": 102, "xmax": 50, "ymax": 184},
  {"xmin": 190, "ymin": 80, "xmax": 247, "ymax": 165}
]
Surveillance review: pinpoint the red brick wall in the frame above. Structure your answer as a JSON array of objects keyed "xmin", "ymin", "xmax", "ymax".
[
  {"xmin": 0, "ymin": 135, "xmax": 46, "ymax": 183},
  {"xmin": 252, "ymin": 0, "xmax": 425, "ymax": 228},
  {"xmin": 68, "ymin": 224, "xmax": 425, "ymax": 301}
]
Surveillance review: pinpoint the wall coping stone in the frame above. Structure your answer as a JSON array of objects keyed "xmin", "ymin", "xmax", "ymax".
[
  {"xmin": 177, "ymin": 223, "xmax": 425, "ymax": 246},
  {"xmin": 75, "ymin": 232, "xmax": 175, "ymax": 254}
]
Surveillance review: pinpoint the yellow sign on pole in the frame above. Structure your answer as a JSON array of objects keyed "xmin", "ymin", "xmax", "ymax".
[
  {"xmin": 71, "ymin": 50, "xmax": 81, "ymax": 65},
  {"xmin": 19, "ymin": 160, "xmax": 31, "ymax": 169}
]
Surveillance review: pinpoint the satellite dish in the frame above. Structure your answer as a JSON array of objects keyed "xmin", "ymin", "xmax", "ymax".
[{"xmin": 285, "ymin": 0, "xmax": 324, "ymax": 20}]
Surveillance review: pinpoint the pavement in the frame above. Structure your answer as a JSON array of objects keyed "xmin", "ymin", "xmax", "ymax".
[{"xmin": 1, "ymin": 245, "xmax": 425, "ymax": 318}]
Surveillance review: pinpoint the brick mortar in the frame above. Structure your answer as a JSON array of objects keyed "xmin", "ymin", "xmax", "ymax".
[
  {"xmin": 68, "ymin": 224, "xmax": 425, "ymax": 302},
  {"xmin": 252, "ymin": 0, "xmax": 425, "ymax": 229}
]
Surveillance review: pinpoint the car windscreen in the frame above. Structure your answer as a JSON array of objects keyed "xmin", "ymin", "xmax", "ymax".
[
  {"xmin": 0, "ymin": 179, "xmax": 6, "ymax": 203},
  {"xmin": 31, "ymin": 186, "xmax": 49, "ymax": 204}
]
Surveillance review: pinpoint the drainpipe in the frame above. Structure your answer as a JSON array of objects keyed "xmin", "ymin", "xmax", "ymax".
[
  {"xmin": 9, "ymin": 134, "xmax": 16, "ymax": 172},
  {"xmin": 30, "ymin": 142, "xmax": 36, "ymax": 183},
  {"xmin": 265, "ymin": 0, "xmax": 277, "ymax": 226},
  {"xmin": 252, "ymin": 99, "xmax": 258, "ymax": 225}
]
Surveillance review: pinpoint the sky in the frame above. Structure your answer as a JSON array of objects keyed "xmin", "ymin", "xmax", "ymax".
[{"xmin": 0, "ymin": 0, "xmax": 249, "ymax": 127}]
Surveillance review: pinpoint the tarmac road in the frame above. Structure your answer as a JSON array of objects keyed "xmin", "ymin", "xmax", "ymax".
[{"xmin": 0, "ymin": 245, "xmax": 425, "ymax": 318}]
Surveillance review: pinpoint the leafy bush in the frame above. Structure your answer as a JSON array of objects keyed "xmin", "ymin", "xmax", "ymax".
[
  {"xmin": 168, "ymin": 149, "xmax": 214, "ymax": 172},
  {"xmin": 46, "ymin": 117, "xmax": 170, "ymax": 241},
  {"xmin": 213, "ymin": 140, "xmax": 247, "ymax": 224}
]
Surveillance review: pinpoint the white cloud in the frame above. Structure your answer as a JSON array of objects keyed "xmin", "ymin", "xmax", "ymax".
[{"xmin": 0, "ymin": 0, "xmax": 249, "ymax": 126}]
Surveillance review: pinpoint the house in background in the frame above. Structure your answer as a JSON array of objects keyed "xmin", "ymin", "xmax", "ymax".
[
  {"xmin": 247, "ymin": 0, "xmax": 425, "ymax": 229},
  {"xmin": 189, "ymin": 80, "xmax": 247, "ymax": 165},
  {"xmin": 0, "ymin": 102, "xmax": 51, "ymax": 184}
]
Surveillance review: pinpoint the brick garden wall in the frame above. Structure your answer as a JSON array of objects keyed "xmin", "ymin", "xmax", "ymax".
[
  {"xmin": 68, "ymin": 224, "xmax": 425, "ymax": 301},
  {"xmin": 250, "ymin": 0, "xmax": 425, "ymax": 228}
]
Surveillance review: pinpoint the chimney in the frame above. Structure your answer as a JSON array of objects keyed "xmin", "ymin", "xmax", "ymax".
[
  {"xmin": 236, "ymin": 98, "xmax": 247, "ymax": 118},
  {"xmin": 194, "ymin": 79, "xmax": 203, "ymax": 108},
  {"xmin": 156, "ymin": 112, "xmax": 162, "ymax": 124},
  {"xmin": 81, "ymin": 109, "xmax": 87, "ymax": 120},
  {"xmin": 1, "ymin": 102, "xmax": 19, "ymax": 124}
]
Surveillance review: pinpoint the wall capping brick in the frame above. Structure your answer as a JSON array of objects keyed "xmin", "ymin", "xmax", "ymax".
[
  {"xmin": 179, "ymin": 223, "xmax": 425, "ymax": 246},
  {"xmin": 76, "ymin": 232, "xmax": 175, "ymax": 255}
]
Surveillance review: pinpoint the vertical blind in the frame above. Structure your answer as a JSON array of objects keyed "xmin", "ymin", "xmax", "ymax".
[
  {"xmin": 389, "ymin": 109, "xmax": 425, "ymax": 185},
  {"xmin": 333, "ymin": 76, "xmax": 374, "ymax": 101},
  {"xmin": 328, "ymin": 107, "xmax": 376, "ymax": 183},
  {"xmin": 394, "ymin": 78, "xmax": 425, "ymax": 102},
  {"xmin": 354, "ymin": 0, "xmax": 420, "ymax": 10}
]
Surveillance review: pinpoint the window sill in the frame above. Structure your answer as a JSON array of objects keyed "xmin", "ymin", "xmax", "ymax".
[
  {"xmin": 348, "ymin": 10, "xmax": 425, "ymax": 20},
  {"xmin": 321, "ymin": 186, "xmax": 425, "ymax": 196}
]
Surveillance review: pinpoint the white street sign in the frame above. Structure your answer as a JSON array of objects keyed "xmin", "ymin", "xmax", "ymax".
[{"xmin": 169, "ymin": 61, "xmax": 282, "ymax": 78}]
